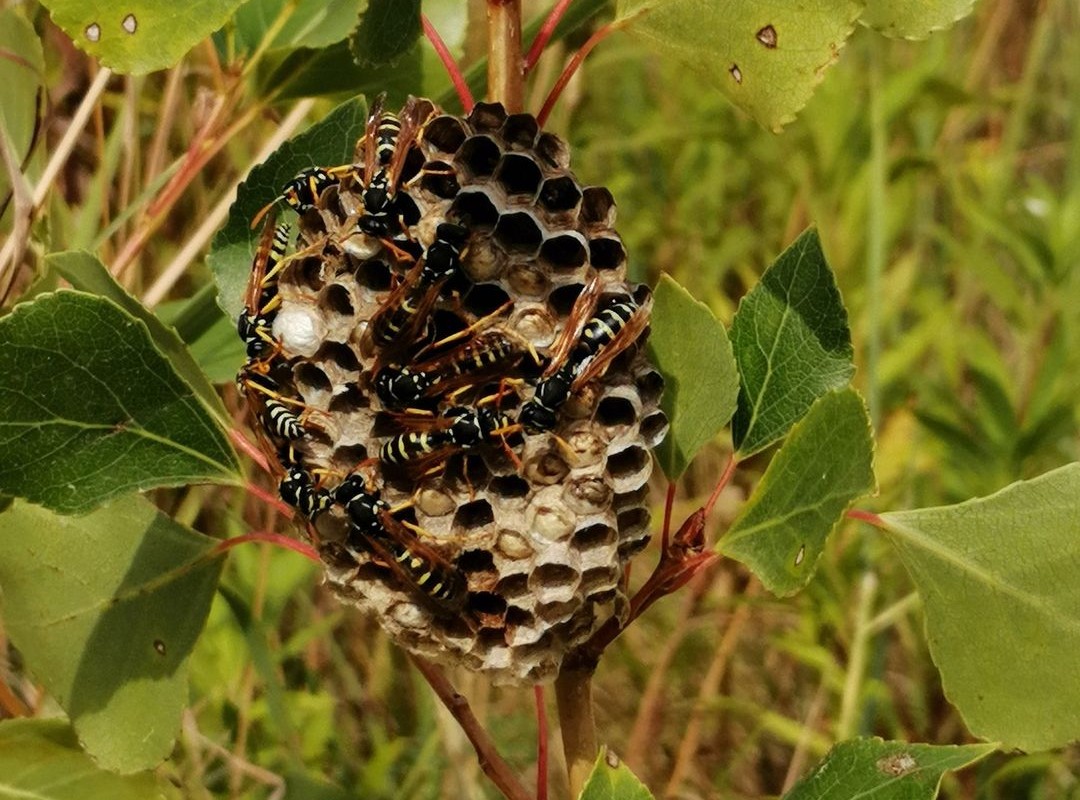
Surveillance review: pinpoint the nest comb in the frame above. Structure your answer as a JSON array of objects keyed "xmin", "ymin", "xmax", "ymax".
[{"xmin": 245, "ymin": 98, "xmax": 667, "ymax": 685}]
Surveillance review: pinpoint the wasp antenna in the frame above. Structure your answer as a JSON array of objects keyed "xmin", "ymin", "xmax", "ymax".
[{"xmin": 250, "ymin": 198, "xmax": 278, "ymax": 230}]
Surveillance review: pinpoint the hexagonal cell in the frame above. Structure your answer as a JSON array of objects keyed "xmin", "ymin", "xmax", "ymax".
[
  {"xmin": 502, "ymin": 113, "xmax": 539, "ymax": 149},
  {"xmin": 452, "ymin": 499, "xmax": 495, "ymax": 532},
  {"xmin": 489, "ymin": 474, "xmax": 529, "ymax": 499},
  {"xmin": 548, "ymin": 282, "xmax": 587, "ymax": 318},
  {"xmin": 458, "ymin": 135, "xmax": 502, "ymax": 178},
  {"xmin": 607, "ymin": 445, "xmax": 650, "ymax": 484},
  {"xmin": 418, "ymin": 161, "xmax": 461, "ymax": 198},
  {"xmin": 562, "ymin": 475, "xmax": 614, "ymax": 515},
  {"xmin": 641, "ymin": 411, "xmax": 669, "ymax": 449},
  {"xmin": 596, "ymin": 394, "xmax": 637, "ymax": 428},
  {"xmin": 467, "ymin": 101, "xmax": 508, "ymax": 132},
  {"xmin": 493, "ymin": 211, "xmax": 543, "ymax": 255},
  {"xmin": 636, "ymin": 367, "xmax": 665, "ymax": 405},
  {"xmin": 538, "ymin": 231, "xmax": 588, "ymax": 272},
  {"xmin": 463, "ymin": 282, "xmax": 512, "ymax": 318},
  {"xmin": 423, "ymin": 115, "xmax": 468, "ymax": 153},
  {"xmin": 616, "ymin": 507, "xmax": 650, "ymax": 542},
  {"xmin": 535, "ymin": 132, "xmax": 570, "ymax": 169},
  {"xmin": 327, "ymin": 383, "xmax": 367, "ymax": 413},
  {"xmin": 494, "ymin": 571, "xmax": 530, "ymax": 597},
  {"xmin": 316, "ymin": 340, "xmax": 361, "ymax": 371},
  {"xmin": 295, "ymin": 362, "xmax": 332, "ymax": 393},
  {"xmin": 469, "ymin": 591, "xmax": 508, "ymax": 617},
  {"xmin": 572, "ymin": 522, "xmax": 617, "ymax": 550},
  {"xmin": 539, "ymin": 176, "xmax": 582, "ymax": 214},
  {"xmin": 589, "ymin": 235, "xmax": 627, "ymax": 271},
  {"xmin": 320, "ymin": 283, "xmax": 355, "ymax": 317},
  {"xmin": 506, "ymin": 263, "xmax": 550, "ymax": 298},
  {"xmin": 494, "ymin": 153, "xmax": 543, "ymax": 198},
  {"xmin": 450, "ymin": 189, "xmax": 500, "ymax": 230},
  {"xmin": 581, "ymin": 186, "xmax": 616, "ymax": 227},
  {"xmin": 354, "ymin": 258, "xmax": 393, "ymax": 292}
]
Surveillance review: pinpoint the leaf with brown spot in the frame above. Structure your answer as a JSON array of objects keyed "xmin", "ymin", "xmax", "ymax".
[{"xmin": 615, "ymin": 0, "xmax": 864, "ymax": 130}]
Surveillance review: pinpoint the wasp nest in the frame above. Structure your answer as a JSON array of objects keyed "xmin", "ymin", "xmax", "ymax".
[{"xmin": 239, "ymin": 98, "xmax": 667, "ymax": 684}]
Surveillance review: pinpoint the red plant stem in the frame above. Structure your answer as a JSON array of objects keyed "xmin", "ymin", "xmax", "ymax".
[
  {"xmin": 524, "ymin": 0, "xmax": 574, "ymax": 73},
  {"xmin": 534, "ymin": 684, "xmax": 549, "ymax": 800},
  {"xmin": 231, "ymin": 428, "xmax": 271, "ymax": 474},
  {"xmin": 0, "ymin": 677, "xmax": 29, "ymax": 718},
  {"xmin": 847, "ymin": 508, "xmax": 886, "ymax": 527},
  {"xmin": 661, "ymin": 480, "xmax": 676, "ymax": 551},
  {"xmin": 409, "ymin": 656, "xmax": 533, "ymax": 800},
  {"xmin": 244, "ymin": 482, "xmax": 294, "ymax": 519},
  {"xmin": 703, "ymin": 453, "xmax": 739, "ymax": 518},
  {"xmin": 422, "ymin": 14, "xmax": 475, "ymax": 111},
  {"xmin": 536, "ymin": 21, "xmax": 619, "ymax": 127},
  {"xmin": 213, "ymin": 531, "xmax": 321, "ymax": 563}
]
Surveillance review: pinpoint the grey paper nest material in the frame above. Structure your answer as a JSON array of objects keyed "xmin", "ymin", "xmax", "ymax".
[{"xmin": 242, "ymin": 98, "xmax": 667, "ymax": 684}]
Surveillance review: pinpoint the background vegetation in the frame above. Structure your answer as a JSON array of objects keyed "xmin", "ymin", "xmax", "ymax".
[{"xmin": 0, "ymin": 0, "xmax": 1077, "ymax": 798}]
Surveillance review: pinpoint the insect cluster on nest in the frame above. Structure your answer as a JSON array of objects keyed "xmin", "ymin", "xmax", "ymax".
[{"xmin": 235, "ymin": 95, "xmax": 667, "ymax": 684}]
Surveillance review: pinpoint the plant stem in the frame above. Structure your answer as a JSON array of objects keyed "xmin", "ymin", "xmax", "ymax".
[
  {"xmin": 536, "ymin": 21, "xmax": 619, "ymax": 127},
  {"xmin": 837, "ymin": 571, "xmax": 878, "ymax": 739},
  {"xmin": 554, "ymin": 665, "xmax": 598, "ymax": 798},
  {"xmin": 423, "ymin": 14, "xmax": 475, "ymax": 111},
  {"xmin": 410, "ymin": 656, "xmax": 532, "ymax": 800},
  {"xmin": 534, "ymin": 684, "xmax": 549, "ymax": 800},
  {"xmin": 487, "ymin": 0, "xmax": 524, "ymax": 111},
  {"xmin": 524, "ymin": 0, "xmax": 574, "ymax": 73}
]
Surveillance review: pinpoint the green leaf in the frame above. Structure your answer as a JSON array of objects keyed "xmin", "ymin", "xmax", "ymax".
[
  {"xmin": 156, "ymin": 284, "xmax": 247, "ymax": 385},
  {"xmin": 0, "ymin": 719, "xmax": 180, "ymax": 799},
  {"xmin": 351, "ymin": 0, "xmax": 420, "ymax": 67},
  {"xmin": 579, "ymin": 747, "xmax": 655, "ymax": 800},
  {"xmin": 730, "ymin": 228, "xmax": 854, "ymax": 457},
  {"xmin": 259, "ymin": 39, "xmax": 422, "ymax": 103},
  {"xmin": 721, "ymin": 388, "xmax": 874, "ymax": 596},
  {"xmin": 0, "ymin": 496, "xmax": 226, "ymax": 772},
  {"xmin": 0, "ymin": 291, "xmax": 240, "ymax": 514},
  {"xmin": 41, "ymin": 0, "xmax": 247, "ymax": 74},
  {"xmin": 880, "ymin": 463, "xmax": 1080, "ymax": 752},
  {"xmin": 209, "ymin": 96, "xmax": 367, "ymax": 322},
  {"xmin": 231, "ymin": 0, "xmax": 362, "ymax": 54},
  {"xmin": 784, "ymin": 738, "xmax": 996, "ymax": 800},
  {"xmin": 0, "ymin": 7, "xmax": 44, "ymax": 201},
  {"xmin": 861, "ymin": 0, "xmax": 977, "ymax": 40},
  {"xmin": 44, "ymin": 251, "xmax": 229, "ymax": 417},
  {"xmin": 648, "ymin": 274, "xmax": 738, "ymax": 480},
  {"xmin": 615, "ymin": 0, "xmax": 864, "ymax": 130}
]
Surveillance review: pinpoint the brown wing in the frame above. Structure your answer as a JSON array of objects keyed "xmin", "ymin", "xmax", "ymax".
[
  {"xmin": 244, "ymin": 214, "xmax": 279, "ymax": 313},
  {"xmin": 543, "ymin": 276, "xmax": 601, "ymax": 377},
  {"xmin": 571, "ymin": 302, "xmax": 650, "ymax": 392},
  {"xmin": 385, "ymin": 96, "xmax": 435, "ymax": 188},
  {"xmin": 368, "ymin": 512, "xmax": 468, "ymax": 614},
  {"xmin": 360, "ymin": 92, "xmax": 387, "ymax": 185}
]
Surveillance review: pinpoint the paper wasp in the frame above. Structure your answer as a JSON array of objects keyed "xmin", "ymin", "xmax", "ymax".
[
  {"xmin": 250, "ymin": 165, "xmax": 355, "ymax": 230},
  {"xmin": 518, "ymin": 278, "xmax": 649, "ymax": 433},
  {"xmin": 279, "ymin": 464, "xmax": 333, "ymax": 521},
  {"xmin": 334, "ymin": 473, "xmax": 467, "ymax": 614},
  {"xmin": 355, "ymin": 95, "xmax": 433, "ymax": 238},
  {"xmin": 364, "ymin": 221, "xmax": 470, "ymax": 351},
  {"xmin": 378, "ymin": 405, "xmax": 516, "ymax": 475},
  {"xmin": 374, "ymin": 329, "xmax": 523, "ymax": 408},
  {"xmin": 235, "ymin": 367, "xmax": 309, "ymax": 442}
]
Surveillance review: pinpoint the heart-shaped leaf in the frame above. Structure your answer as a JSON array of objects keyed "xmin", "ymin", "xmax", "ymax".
[
  {"xmin": 615, "ymin": 0, "xmax": 864, "ymax": 130},
  {"xmin": 41, "ymin": 0, "xmax": 247, "ymax": 74},
  {"xmin": 881, "ymin": 463, "xmax": 1080, "ymax": 752},
  {"xmin": 579, "ymin": 747, "xmax": 654, "ymax": 800},
  {"xmin": 351, "ymin": 0, "xmax": 419, "ymax": 67}
]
